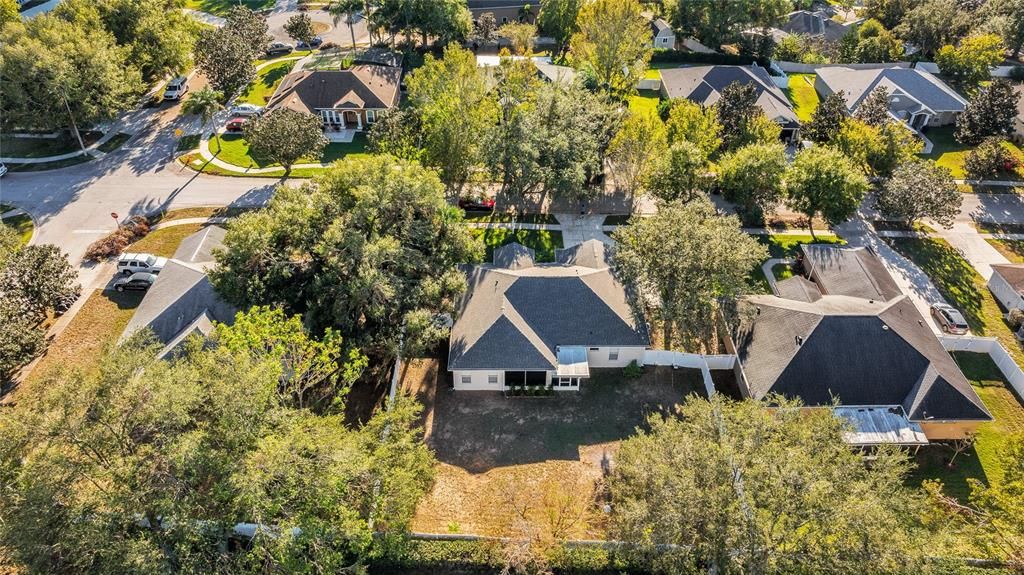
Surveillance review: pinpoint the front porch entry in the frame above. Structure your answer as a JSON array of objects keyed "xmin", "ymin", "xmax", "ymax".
[{"xmin": 320, "ymin": 109, "xmax": 362, "ymax": 130}]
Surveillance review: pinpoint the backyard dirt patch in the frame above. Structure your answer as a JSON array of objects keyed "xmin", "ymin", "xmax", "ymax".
[{"xmin": 406, "ymin": 364, "xmax": 705, "ymax": 538}]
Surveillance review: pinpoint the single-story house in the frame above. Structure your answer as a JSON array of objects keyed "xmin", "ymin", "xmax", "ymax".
[
  {"xmin": 988, "ymin": 263, "xmax": 1024, "ymax": 317},
  {"xmin": 651, "ymin": 18, "xmax": 676, "ymax": 49},
  {"xmin": 1013, "ymin": 84, "xmax": 1024, "ymax": 144},
  {"xmin": 815, "ymin": 67, "xmax": 968, "ymax": 129},
  {"xmin": 448, "ymin": 240, "xmax": 650, "ymax": 391},
  {"xmin": 120, "ymin": 226, "xmax": 237, "ymax": 359},
  {"xmin": 264, "ymin": 65, "xmax": 402, "ymax": 133},
  {"xmin": 467, "ymin": 0, "xmax": 538, "ymax": 24},
  {"xmin": 659, "ymin": 64, "xmax": 802, "ymax": 140},
  {"xmin": 723, "ymin": 244, "xmax": 992, "ymax": 443},
  {"xmin": 779, "ymin": 10, "xmax": 852, "ymax": 43}
]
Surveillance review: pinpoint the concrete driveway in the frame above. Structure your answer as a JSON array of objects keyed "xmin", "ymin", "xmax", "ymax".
[{"xmin": 266, "ymin": 7, "xmax": 369, "ymax": 47}]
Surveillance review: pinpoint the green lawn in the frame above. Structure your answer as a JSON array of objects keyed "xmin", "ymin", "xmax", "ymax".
[
  {"xmin": 1, "ymin": 204, "xmax": 33, "ymax": 245},
  {"xmin": 908, "ymin": 351, "xmax": 1024, "ymax": 501},
  {"xmin": 472, "ymin": 228, "xmax": 564, "ymax": 263},
  {"xmin": 184, "ymin": 0, "xmax": 274, "ymax": 16},
  {"xmin": 986, "ymin": 238, "xmax": 1024, "ymax": 264},
  {"xmin": 463, "ymin": 212, "xmax": 557, "ymax": 225},
  {"xmin": 97, "ymin": 133, "xmax": 132, "ymax": 154},
  {"xmin": 885, "ymin": 236, "xmax": 1024, "ymax": 368},
  {"xmin": 237, "ymin": 60, "xmax": 295, "ymax": 105},
  {"xmin": 783, "ymin": 73, "xmax": 819, "ymax": 123},
  {"xmin": 747, "ymin": 233, "xmax": 845, "ymax": 293},
  {"xmin": 628, "ymin": 89, "xmax": 661, "ymax": 118},
  {"xmin": 254, "ymin": 50, "xmax": 312, "ymax": 66},
  {"xmin": 922, "ymin": 126, "xmax": 1024, "ymax": 180},
  {"xmin": 209, "ymin": 132, "xmax": 371, "ymax": 169}
]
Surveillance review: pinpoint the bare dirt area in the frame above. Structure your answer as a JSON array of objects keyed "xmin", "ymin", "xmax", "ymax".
[{"xmin": 406, "ymin": 365, "xmax": 705, "ymax": 538}]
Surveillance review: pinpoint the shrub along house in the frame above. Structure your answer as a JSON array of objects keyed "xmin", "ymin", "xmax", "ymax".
[
  {"xmin": 659, "ymin": 65, "xmax": 802, "ymax": 141},
  {"xmin": 264, "ymin": 65, "xmax": 402, "ymax": 140},
  {"xmin": 723, "ymin": 244, "xmax": 992, "ymax": 445},
  {"xmin": 815, "ymin": 67, "xmax": 968, "ymax": 130},
  {"xmin": 448, "ymin": 240, "xmax": 649, "ymax": 391}
]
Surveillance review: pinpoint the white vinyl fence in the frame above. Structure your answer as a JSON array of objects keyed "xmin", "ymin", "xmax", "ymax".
[
  {"xmin": 643, "ymin": 350, "xmax": 736, "ymax": 398},
  {"xmin": 939, "ymin": 335, "xmax": 1024, "ymax": 398},
  {"xmin": 772, "ymin": 60, "xmax": 909, "ymax": 74}
]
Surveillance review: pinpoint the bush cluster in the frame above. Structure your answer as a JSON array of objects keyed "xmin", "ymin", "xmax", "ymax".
[
  {"xmin": 84, "ymin": 216, "xmax": 151, "ymax": 261},
  {"xmin": 964, "ymin": 138, "xmax": 1020, "ymax": 180}
]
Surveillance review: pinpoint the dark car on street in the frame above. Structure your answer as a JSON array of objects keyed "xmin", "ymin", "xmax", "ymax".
[
  {"xmin": 297, "ymin": 36, "xmax": 323, "ymax": 49},
  {"xmin": 114, "ymin": 272, "xmax": 157, "ymax": 293},
  {"xmin": 265, "ymin": 42, "xmax": 293, "ymax": 57}
]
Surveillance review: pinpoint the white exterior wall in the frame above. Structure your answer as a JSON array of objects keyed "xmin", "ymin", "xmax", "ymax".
[
  {"xmin": 988, "ymin": 273, "xmax": 1024, "ymax": 313},
  {"xmin": 452, "ymin": 370, "xmax": 504, "ymax": 391},
  {"xmin": 654, "ymin": 32, "xmax": 676, "ymax": 49},
  {"xmin": 585, "ymin": 346, "xmax": 646, "ymax": 369}
]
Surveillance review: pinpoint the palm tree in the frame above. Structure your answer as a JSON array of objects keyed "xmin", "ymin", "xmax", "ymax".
[
  {"xmin": 182, "ymin": 87, "xmax": 225, "ymax": 150},
  {"xmin": 329, "ymin": 0, "xmax": 364, "ymax": 49}
]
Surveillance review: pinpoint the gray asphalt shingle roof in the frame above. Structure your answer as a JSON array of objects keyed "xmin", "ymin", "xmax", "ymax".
[
  {"xmin": 660, "ymin": 65, "xmax": 800, "ymax": 128},
  {"xmin": 120, "ymin": 226, "xmax": 237, "ymax": 348},
  {"xmin": 801, "ymin": 245, "xmax": 902, "ymax": 301},
  {"xmin": 733, "ymin": 294, "xmax": 991, "ymax": 422},
  {"xmin": 449, "ymin": 240, "xmax": 649, "ymax": 371},
  {"xmin": 815, "ymin": 67, "xmax": 967, "ymax": 114},
  {"xmin": 266, "ymin": 66, "xmax": 401, "ymax": 114},
  {"xmin": 781, "ymin": 10, "xmax": 850, "ymax": 43}
]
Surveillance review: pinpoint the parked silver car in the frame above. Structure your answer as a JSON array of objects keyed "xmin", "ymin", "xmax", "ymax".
[
  {"xmin": 930, "ymin": 303, "xmax": 970, "ymax": 335},
  {"xmin": 117, "ymin": 252, "xmax": 167, "ymax": 276}
]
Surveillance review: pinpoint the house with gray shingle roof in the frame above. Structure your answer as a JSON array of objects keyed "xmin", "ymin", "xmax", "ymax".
[
  {"xmin": 650, "ymin": 18, "xmax": 676, "ymax": 49},
  {"xmin": 448, "ymin": 240, "xmax": 649, "ymax": 391},
  {"xmin": 725, "ymin": 244, "xmax": 992, "ymax": 444},
  {"xmin": 815, "ymin": 67, "xmax": 968, "ymax": 130},
  {"xmin": 659, "ymin": 65, "xmax": 801, "ymax": 141},
  {"xmin": 265, "ymin": 65, "xmax": 401, "ymax": 134},
  {"xmin": 120, "ymin": 226, "xmax": 237, "ymax": 359}
]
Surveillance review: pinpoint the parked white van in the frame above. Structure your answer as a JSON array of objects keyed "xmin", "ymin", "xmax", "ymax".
[{"xmin": 163, "ymin": 76, "xmax": 189, "ymax": 101}]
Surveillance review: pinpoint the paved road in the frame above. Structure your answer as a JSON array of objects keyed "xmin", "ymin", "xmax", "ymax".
[{"xmin": 0, "ymin": 106, "xmax": 277, "ymax": 290}]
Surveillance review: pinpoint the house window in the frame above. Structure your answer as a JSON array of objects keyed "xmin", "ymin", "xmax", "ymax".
[
  {"xmin": 488, "ymin": 375, "xmax": 498, "ymax": 384},
  {"xmin": 502, "ymin": 16, "xmax": 508, "ymax": 23},
  {"xmin": 608, "ymin": 349, "xmax": 619, "ymax": 361},
  {"xmin": 461, "ymin": 375, "xmax": 472, "ymax": 384},
  {"xmin": 366, "ymin": 110, "xmax": 376, "ymax": 123}
]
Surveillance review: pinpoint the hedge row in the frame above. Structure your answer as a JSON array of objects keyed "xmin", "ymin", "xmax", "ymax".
[
  {"xmin": 369, "ymin": 539, "xmax": 653, "ymax": 575},
  {"xmin": 649, "ymin": 48, "xmax": 765, "ymax": 67}
]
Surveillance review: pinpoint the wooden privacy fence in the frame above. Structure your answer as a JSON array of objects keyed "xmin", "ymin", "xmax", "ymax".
[{"xmin": 642, "ymin": 350, "xmax": 736, "ymax": 398}]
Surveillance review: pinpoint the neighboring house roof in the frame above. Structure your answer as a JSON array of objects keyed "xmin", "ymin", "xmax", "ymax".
[
  {"xmin": 660, "ymin": 65, "xmax": 800, "ymax": 128},
  {"xmin": 732, "ymin": 294, "xmax": 992, "ymax": 423},
  {"xmin": 991, "ymin": 263, "xmax": 1024, "ymax": 295},
  {"xmin": 533, "ymin": 62, "xmax": 576, "ymax": 84},
  {"xmin": 120, "ymin": 226, "xmax": 237, "ymax": 353},
  {"xmin": 774, "ymin": 275, "xmax": 822, "ymax": 303},
  {"xmin": 449, "ymin": 240, "xmax": 649, "ymax": 371},
  {"xmin": 816, "ymin": 67, "xmax": 968, "ymax": 116},
  {"xmin": 651, "ymin": 18, "xmax": 673, "ymax": 37},
  {"xmin": 266, "ymin": 66, "xmax": 401, "ymax": 114},
  {"xmin": 800, "ymin": 244, "xmax": 902, "ymax": 301},
  {"xmin": 781, "ymin": 10, "xmax": 850, "ymax": 43}
]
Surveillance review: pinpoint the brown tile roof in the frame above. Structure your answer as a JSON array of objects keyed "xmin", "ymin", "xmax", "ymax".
[{"xmin": 265, "ymin": 65, "xmax": 401, "ymax": 114}]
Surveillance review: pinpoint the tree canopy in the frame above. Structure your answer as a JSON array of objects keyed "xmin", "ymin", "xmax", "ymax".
[
  {"xmin": 212, "ymin": 155, "xmax": 483, "ymax": 360},
  {"xmin": 611, "ymin": 395, "xmax": 934, "ymax": 574},
  {"xmin": 955, "ymin": 79, "xmax": 1020, "ymax": 145},
  {"xmin": 717, "ymin": 142, "xmax": 787, "ymax": 224},
  {"xmin": 0, "ymin": 12, "xmax": 143, "ymax": 133},
  {"xmin": 875, "ymin": 160, "xmax": 962, "ymax": 227},
  {"xmin": 785, "ymin": 146, "xmax": 870, "ymax": 238},
  {"xmin": 243, "ymin": 109, "xmax": 328, "ymax": 172},
  {"xmin": 664, "ymin": 0, "xmax": 790, "ymax": 48},
  {"xmin": 0, "ymin": 317, "xmax": 433, "ymax": 573},
  {"xmin": 569, "ymin": 0, "xmax": 652, "ymax": 96},
  {"xmin": 936, "ymin": 34, "xmax": 1006, "ymax": 85},
  {"xmin": 538, "ymin": 0, "xmax": 581, "ymax": 55},
  {"xmin": 612, "ymin": 199, "xmax": 766, "ymax": 351}
]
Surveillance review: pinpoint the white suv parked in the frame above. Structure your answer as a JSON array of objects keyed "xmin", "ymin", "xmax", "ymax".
[
  {"xmin": 117, "ymin": 252, "xmax": 168, "ymax": 276},
  {"xmin": 163, "ymin": 75, "xmax": 189, "ymax": 101}
]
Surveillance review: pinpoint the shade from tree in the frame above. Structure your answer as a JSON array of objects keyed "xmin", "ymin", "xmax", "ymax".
[
  {"xmin": 211, "ymin": 155, "xmax": 483, "ymax": 360},
  {"xmin": 612, "ymin": 199, "xmax": 766, "ymax": 351},
  {"xmin": 611, "ymin": 395, "xmax": 934, "ymax": 575}
]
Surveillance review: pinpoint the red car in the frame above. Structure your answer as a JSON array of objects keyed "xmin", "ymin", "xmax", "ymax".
[
  {"xmin": 458, "ymin": 196, "xmax": 496, "ymax": 211},
  {"xmin": 225, "ymin": 117, "xmax": 248, "ymax": 132}
]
